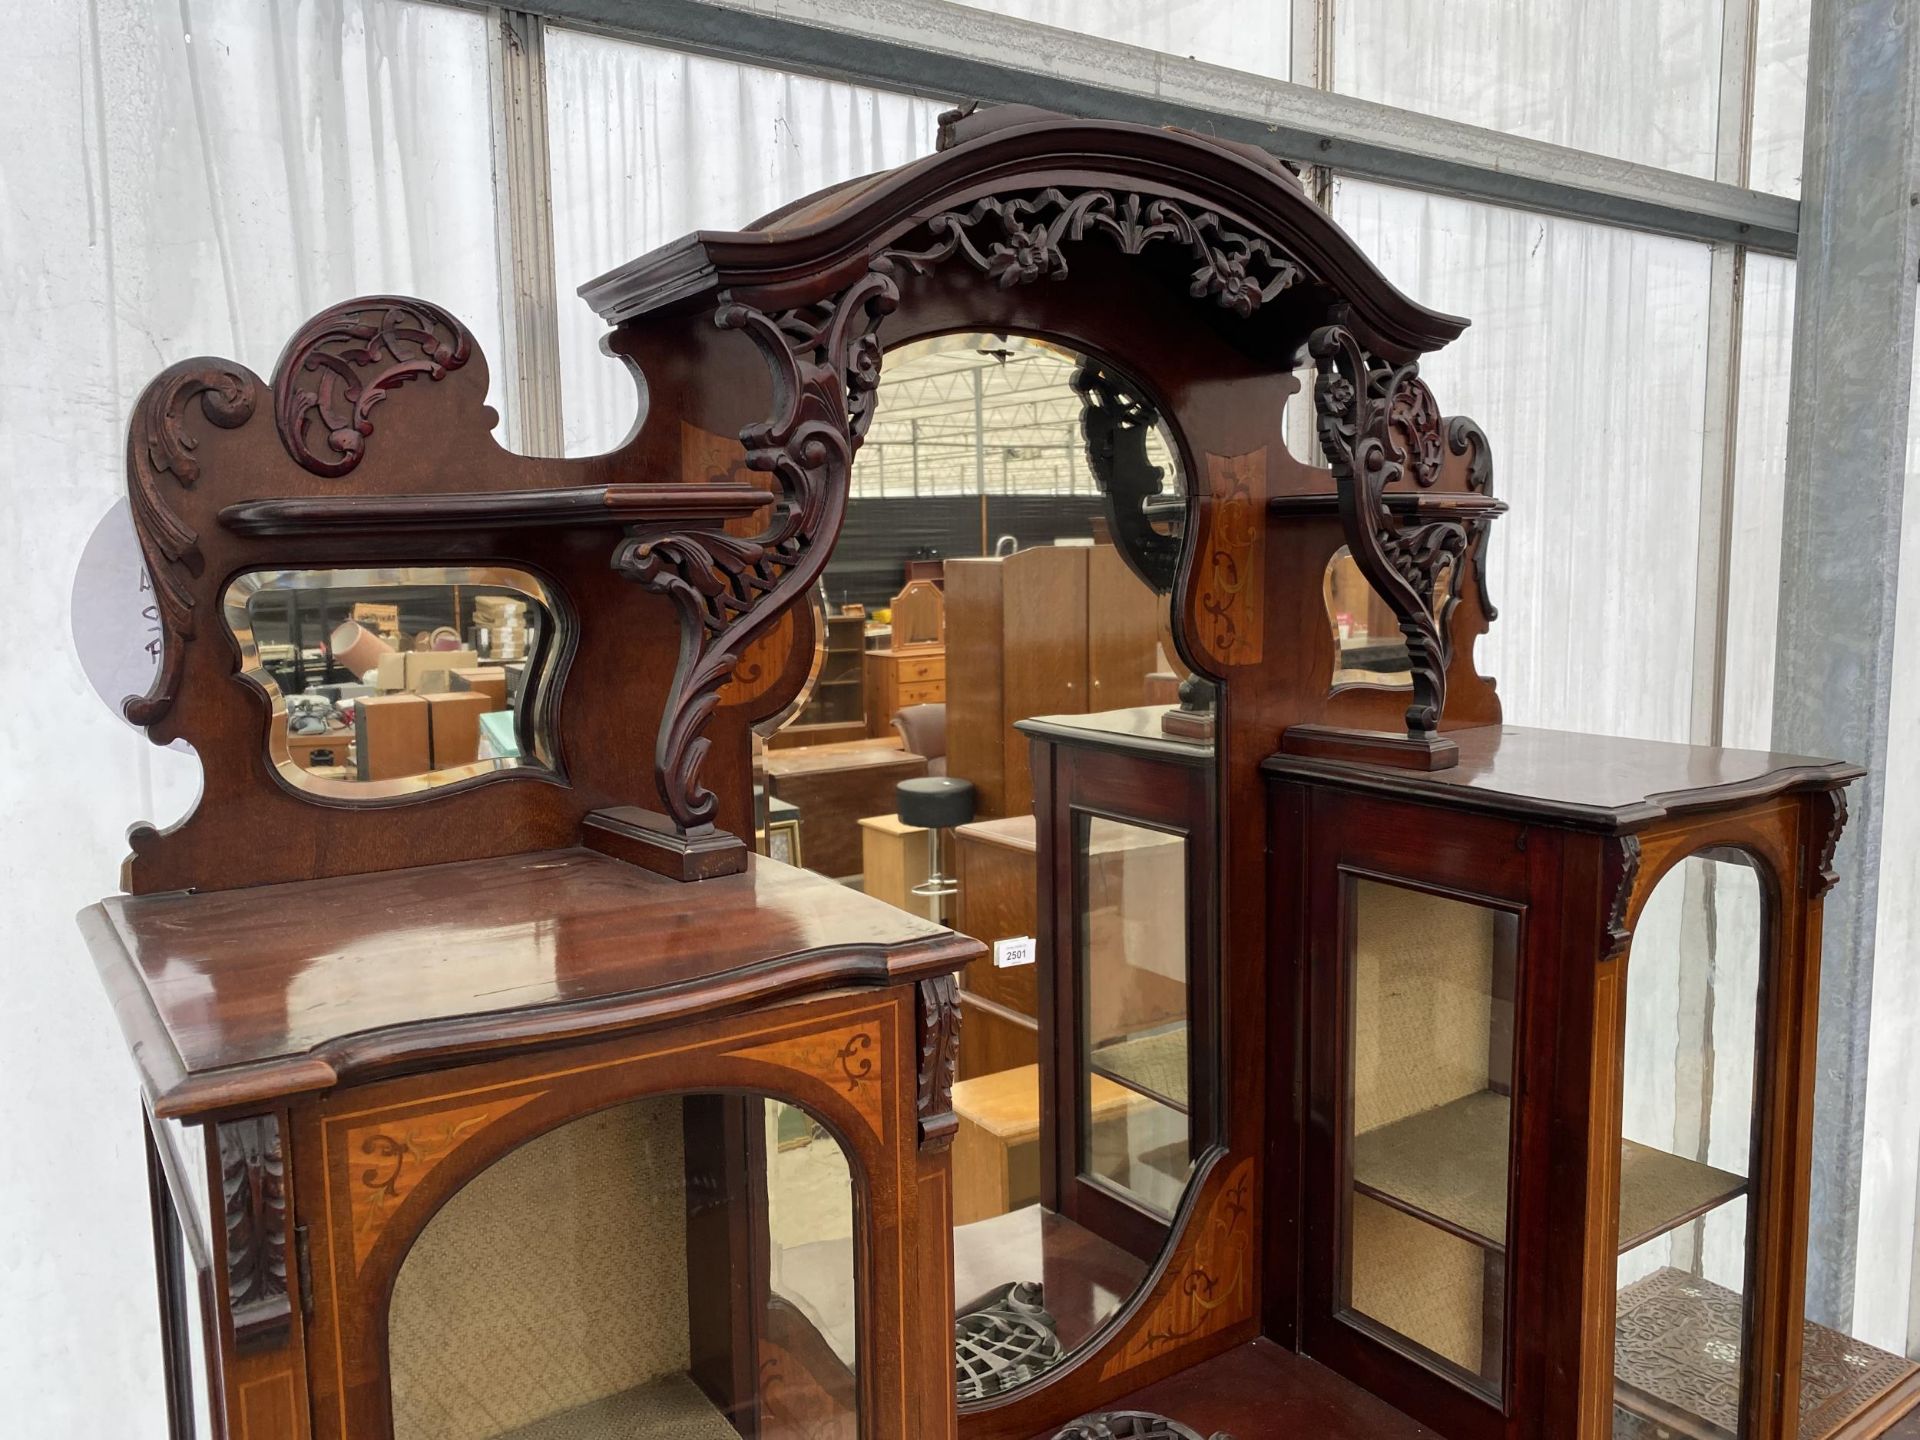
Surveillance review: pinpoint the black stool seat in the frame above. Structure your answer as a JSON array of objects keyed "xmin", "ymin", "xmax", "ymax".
[{"xmin": 897, "ymin": 775, "xmax": 976, "ymax": 831}]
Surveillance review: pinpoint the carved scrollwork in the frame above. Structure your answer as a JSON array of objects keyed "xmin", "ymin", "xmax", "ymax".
[
  {"xmin": 1811, "ymin": 787, "xmax": 1850, "ymax": 898},
  {"xmin": 617, "ymin": 271, "xmax": 899, "ymax": 831},
  {"xmin": 1052, "ymin": 1413, "xmax": 1232, "ymax": 1440},
  {"xmin": 888, "ymin": 188, "xmax": 1302, "ymax": 317},
  {"xmin": 272, "ymin": 296, "xmax": 472, "ymax": 478},
  {"xmin": 1446, "ymin": 414, "xmax": 1498, "ymax": 622},
  {"xmin": 1310, "ymin": 322, "xmax": 1464, "ymax": 735},
  {"xmin": 217, "ymin": 1115, "xmax": 290, "ymax": 1352},
  {"xmin": 915, "ymin": 975, "xmax": 962, "ymax": 1150},
  {"xmin": 123, "ymin": 363, "xmax": 258, "ymax": 728},
  {"xmin": 1074, "ymin": 360, "xmax": 1182, "ymax": 595}
]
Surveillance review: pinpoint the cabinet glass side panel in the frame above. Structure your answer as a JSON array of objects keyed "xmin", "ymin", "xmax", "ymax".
[
  {"xmin": 386, "ymin": 1093, "xmax": 858, "ymax": 1440},
  {"xmin": 1614, "ymin": 855, "xmax": 1762, "ymax": 1440},
  {"xmin": 1077, "ymin": 814, "xmax": 1192, "ymax": 1219},
  {"xmin": 1342, "ymin": 875, "xmax": 1520, "ymax": 1396}
]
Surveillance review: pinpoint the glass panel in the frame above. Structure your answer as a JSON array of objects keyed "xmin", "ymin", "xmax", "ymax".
[
  {"xmin": 389, "ymin": 1093, "xmax": 858, "ymax": 1440},
  {"xmin": 1333, "ymin": 0, "xmax": 1721, "ymax": 179},
  {"xmin": 223, "ymin": 567, "xmax": 560, "ymax": 797},
  {"xmin": 1615, "ymin": 856, "xmax": 1763, "ymax": 1438},
  {"xmin": 1345, "ymin": 876, "xmax": 1520, "ymax": 1393},
  {"xmin": 1079, "ymin": 815, "xmax": 1192, "ymax": 1218},
  {"xmin": 1751, "ymin": 0, "xmax": 1813, "ymax": 197}
]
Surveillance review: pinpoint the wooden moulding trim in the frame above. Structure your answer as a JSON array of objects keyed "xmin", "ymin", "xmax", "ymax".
[
  {"xmin": 1266, "ymin": 491, "xmax": 1509, "ymax": 519},
  {"xmin": 99, "ymin": 931, "xmax": 983, "ymax": 1122},
  {"xmin": 580, "ymin": 117, "xmax": 1467, "ymax": 360},
  {"xmin": 219, "ymin": 483, "xmax": 770, "ymax": 536},
  {"xmin": 1278, "ymin": 723, "xmax": 1461, "ymax": 772},
  {"xmin": 582, "ymin": 805, "xmax": 749, "ymax": 880},
  {"xmin": 1012, "ymin": 717, "xmax": 1215, "ymax": 768},
  {"xmin": 1258, "ymin": 750, "xmax": 1865, "ymax": 835}
]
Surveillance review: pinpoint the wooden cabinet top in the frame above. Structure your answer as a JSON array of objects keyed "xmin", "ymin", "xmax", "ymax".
[
  {"xmin": 82, "ymin": 849, "xmax": 979, "ymax": 1119},
  {"xmin": 1264, "ymin": 723, "xmax": 1861, "ymax": 831},
  {"xmin": 1016, "ymin": 705, "xmax": 1214, "ymax": 765}
]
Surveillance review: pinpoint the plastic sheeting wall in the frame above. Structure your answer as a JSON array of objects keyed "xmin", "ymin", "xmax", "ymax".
[{"xmin": 0, "ymin": 4, "xmax": 503, "ymax": 1436}]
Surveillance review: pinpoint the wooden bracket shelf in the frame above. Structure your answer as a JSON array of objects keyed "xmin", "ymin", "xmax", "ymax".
[
  {"xmin": 220, "ymin": 483, "xmax": 770, "ymax": 536},
  {"xmin": 1353, "ymin": 1091, "xmax": 1747, "ymax": 1254}
]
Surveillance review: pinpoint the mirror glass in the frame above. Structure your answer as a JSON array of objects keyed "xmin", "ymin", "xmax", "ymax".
[
  {"xmin": 224, "ymin": 566, "xmax": 561, "ymax": 798},
  {"xmin": 1323, "ymin": 546, "xmax": 1452, "ymax": 691},
  {"xmin": 388, "ymin": 1092, "xmax": 858, "ymax": 1439},
  {"xmin": 752, "ymin": 333, "xmax": 1213, "ymax": 1404}
]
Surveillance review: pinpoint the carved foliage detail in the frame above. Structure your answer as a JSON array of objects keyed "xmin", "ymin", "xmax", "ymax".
[
  {"xmin": 217, "ymin": 1115, "xmax": 291, "ymax": 1351},
  {"xmin": 1101, "ymin": 1158, "xmax": 1254, "ymax": 1377},
  {"xmin": 915, "ymin": 975, "xmax": 962, "ymax": 1151},
  {"xmin": 1075, "ymin": 360, "xmax": 1182, "ymax": 596},
  {"xmin": 1310, "ymin": 323, "xmax": 1462, "ymax": 734},
  {"xmin": 273, "ymin": 296, "xmax": 472, "ymax": 478},
  {"xmin": 124, "ymin": 363, "xmax": 258, "ymax": 727},
  {"xmin": 1603, "ymin": 834, "xmax": 1643, "ymax": 960},
  {"xmin": 1811, "ymin": 787, "xmax": 1850, "ymax": 899}
]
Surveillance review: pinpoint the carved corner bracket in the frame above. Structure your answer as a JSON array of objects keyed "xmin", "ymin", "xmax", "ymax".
[
  {"xmin": 915, "ymin": 975, "xmax": 962, "ymax": 1150},
  {"xmin": 1810, "ymin": 787, "xmax": 1850, "ymax": 899},
  {"xmin": 1602, "ymin": 834, "xmax": 1643, "ymax": 960},
  {"xmin": 615, "ymin": 270, "xmax": 898, "ymax": 840},
  {"xmin": 1309, "ymin": 321, "xmax": 1466, "ymax": 741},
  {"xmin": 216, "ymin": 1114, "xmax": 291, "ymax": 1353}
]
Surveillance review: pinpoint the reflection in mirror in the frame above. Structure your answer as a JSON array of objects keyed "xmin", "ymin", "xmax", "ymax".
[
  {"xmin": 751, "ymin": 333, "xmax": 1213, "ymax": 1404},
  {"xmin": 1614, "ymin": 854, "xmax": 1761, "ymax": 1439},
  {"xmin": 1323, "ymin": 546, "xmax": 1452, "ymax": 691},
  {"xmin": 387, "ymin": 1093, "xmax": 858, "ymax": 1439},
  {"xmin": 224, "ymin": 567, "xmax": 560, "ymax": 798}
]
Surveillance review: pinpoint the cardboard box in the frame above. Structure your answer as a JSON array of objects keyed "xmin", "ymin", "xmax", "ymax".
[
  {"xmin": 424, "ymin": 691, "xmax": 491, "ymax": 769},
  {"xmin": 375, "ymin": 653, "xmax": 408, "ymax": 693},
  {"xmin": 350, "ymin": 601, "xmax": 401, "ymax": 643},
  {"xmin": 404, "ymin": 648, "xmax": 479, "ymax": 693},
  {"xmin": 449, "ymin": 667, "xmax": 509, "ymax": 709},
  {"xmin": 285, "ymin": 729, "xmax": 351, "ymax": 772},
  {"xmin": 354, "ymin": 694, "xmax": 431, "ymax": 781}
]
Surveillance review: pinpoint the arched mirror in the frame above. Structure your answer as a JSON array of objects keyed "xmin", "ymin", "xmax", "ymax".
[
  {"xmin": 754, "ymin": 333, "xmax": 1214, "ymax": 1404},
  {"xmin": 388, "ymin": 1092, "xmax": 858, "ymax": 1439}
]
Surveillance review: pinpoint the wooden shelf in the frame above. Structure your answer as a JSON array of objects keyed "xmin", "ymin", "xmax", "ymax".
[
  {"xmin": 1614, "ymin": 1267, "xmax": 1920, "ymax": 1440},
  {"xmin": 493, "ymin": 1373, "xmax": 740, "ymax": 1440},
  {"xmin": 1353, "ymin": 1091, "xmax": 1746, "ymax": 1253},
  {"xmin": 1089, "ymin": 1024, "xmax": 1190, "ymax": 1113},
  {"xmin": 220, "ymin": 483, "xmax": 769, "ymax": 536}
]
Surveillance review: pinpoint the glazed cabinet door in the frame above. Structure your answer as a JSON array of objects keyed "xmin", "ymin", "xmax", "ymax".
[
  {"xmin": 1291, "ymin": 788, "xmax": 1559, "ymax": 1440},
  {"xmin": 295, "ymin": 989, "xmax": 952, "ymax": 1440}
]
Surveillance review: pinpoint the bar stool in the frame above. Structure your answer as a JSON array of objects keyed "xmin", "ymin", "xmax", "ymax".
[{"xmin": 896, "ymin": 775, "xmax": 976, "ymax": 921}]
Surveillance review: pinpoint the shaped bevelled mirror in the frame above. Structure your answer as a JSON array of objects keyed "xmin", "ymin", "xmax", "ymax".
[
  {"xmin": 754, "ymin": 333, "xmax": 1214, "ymax": 1405},
  {"xmin": 225, "ymin": 566, "xmax": 563, "ymax": 798}
]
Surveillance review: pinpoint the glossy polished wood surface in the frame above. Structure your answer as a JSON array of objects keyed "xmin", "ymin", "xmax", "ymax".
[
  {"xmin": 84, "ymin": 849, "xmax": 979, "ymax": 1118},
  {"xmin": 1266, "ymin": 723, "xmax": 1861, "ymax": 829}
]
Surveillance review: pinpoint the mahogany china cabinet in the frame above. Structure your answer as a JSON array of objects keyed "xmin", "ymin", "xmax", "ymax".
[{"xmin": 81, "ymin": 105, "xmax": 1909, "ymax": 1440}]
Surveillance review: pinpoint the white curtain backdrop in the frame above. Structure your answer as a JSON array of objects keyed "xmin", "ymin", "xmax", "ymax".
[
  {"xmin": 0, "ymin": 4, "xmax": 501, "ymax": 1436},
  {"xmin": 544, "ymin": 29, "xmax": 947, "ymax": 457}
]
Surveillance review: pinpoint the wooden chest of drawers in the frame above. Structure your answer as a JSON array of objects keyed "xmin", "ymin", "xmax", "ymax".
[{"xmin": 866, "ymin": 646, "xmax": 947, "ymax": 736}]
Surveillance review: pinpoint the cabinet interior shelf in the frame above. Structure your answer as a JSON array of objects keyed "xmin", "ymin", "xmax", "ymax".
[
  {"xmin": 1353, "ymin": 1091, "xmax": 1746, "ymax": 1255},
  {"xmin": 1089, "ymin": 1023, "xmax": 1190, "ymax": 1115},
  {"xmin": 490, "ymin": 1373, "xmax": 738, "ymax": 1440},
  {"xmin": 220, "ymin": 483, "xmax": 770, "ymax": 536}
]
